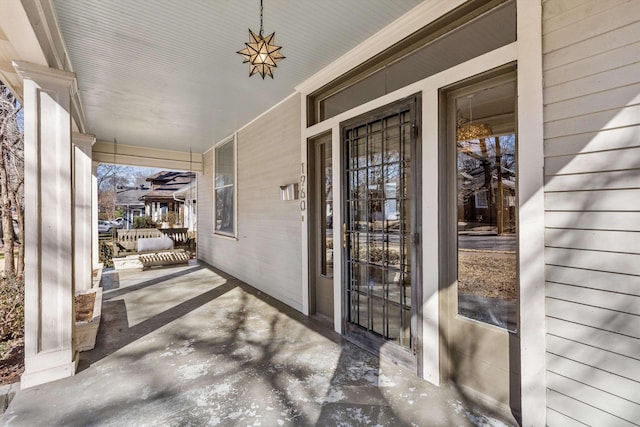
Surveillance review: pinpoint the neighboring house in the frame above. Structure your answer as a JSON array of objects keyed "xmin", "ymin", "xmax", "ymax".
[
  {"xmin": 115, "ymin": 184, "xmax": 149, "ymax": 229},
  {"xmin": 173, "ymin": 181, "xmax": 197, "ymax": 232},
  {"xmin": 2, "ymin": 1, "xmax": 639, "ymax": 425},
  {"xmin": 140, "ymin": 171, "xmax": 196, "ymax": 228}
]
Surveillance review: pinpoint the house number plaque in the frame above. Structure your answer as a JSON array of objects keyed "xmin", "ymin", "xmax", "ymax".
[{"xmin": 299, "ymin": 162, "xmax": 306, "ymax": 213}]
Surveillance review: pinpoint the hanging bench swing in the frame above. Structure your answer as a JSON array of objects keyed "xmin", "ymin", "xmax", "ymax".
[{"xmin": 109, "ymin": 139, "xmax": 192, "ymax": 270}]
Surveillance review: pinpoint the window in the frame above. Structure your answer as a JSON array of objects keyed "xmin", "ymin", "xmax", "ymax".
[
  {"xmin": 450, "ymin": 72, "xmax": 518, "ymax": 330},
  {"xmin": 474, "ymin": 190, "xmax": 488, "ymax": 208},
  {"xmin": 308, "ymin": 0, "xmax": 515, "ymax": 125},
  {"xmin": 214, "ymin": 137, "xmax": 235, "ymax": 236}
]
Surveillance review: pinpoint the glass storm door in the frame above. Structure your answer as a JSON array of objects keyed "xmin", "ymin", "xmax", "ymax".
[{"xmin": 342, "ymin": 95, "xmax": 421, "ymax": 372}]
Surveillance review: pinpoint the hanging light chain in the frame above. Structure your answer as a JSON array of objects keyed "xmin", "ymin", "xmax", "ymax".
[{"xmin": 259, "ymin": 0, "xmax": 264, "ymax": 36}]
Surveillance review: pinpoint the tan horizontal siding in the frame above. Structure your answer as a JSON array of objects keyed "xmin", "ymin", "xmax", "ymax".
[
  {"xmin": 545, "ymin": 229, "xmax": 640, "ymax": 254},
  {"xmin": 543, "ymin": 7, "xmax": 640, "ymax": 422},
  {"xmin": 547, "ymin": 334, "xmax": 640, "ymax": 381},
  {"xmin": 545, "ymin": 265, "xmax": 640, "ymax": 295},
  {"xmin": 546, "ymin": 298, "xmax": 640, "ymax": 339},
  {"xmin": 547, "ymin": 317, "xmax": 640, "ymax": 358},
  {"xmin": 196, "ymin": 94, "xmax": 303, "ymax": 311},
  {"xmin": 544, "ymin": 104, "xmax": 640, "ymax": 139},
  {"xmin": 545, "ymin": 189, "xmax": 640, "ymax": 211},
  {"xmin": 544, "ymin": 170, "xmax": 640, "ymax": 192},
  {"xmin": 546, "ymin": 247, "xmax": 640, "ymax": 276},
  {"xmin": 546, "ymin": 353, "xmax": 639, "ymax": 403},
  {"xmin": 542, "ymin": 0, "xmax": 632, "ymax": 33},
  {"xmin": 196, "ymin": 151, "xmax": 214, "ymax": 261},
  {"xmin": 544, "ymin": 61, "xmax": 640, "ymax": 106},
  {"xmin": 544, "ymin": 20, "xmax": 640, "ymax": 71},
  {"xmin": 545, "ymin": 211, "xmax": 640, "ymax": 232},
  {"xmin": 544, "ymin": 126, "xmax": 640, "ymax": 157},
  {"xmin": 548, "ymin": 373, "xmax": 640, "ymax": 426},
  {"xmin": 545, "ymin": 82, "xmax": 640, "ymax": 121},
  {"xmin": 545, "ymin": 40, "xmax": 640, "ymax": 87},
  {"xmin": 546, "ymin": 408, "xmax": 588, "ymax": 427},
  {"xmin": 542, "ymin": 0, "xmax": 640, "ymax": 54},
  {"xmin": 545, "ymin": 147, "xmax": 640, "ymax": 175},
  {"xmin": 546, "ymin": 389, "xmax": 637, "ymax": 427}
]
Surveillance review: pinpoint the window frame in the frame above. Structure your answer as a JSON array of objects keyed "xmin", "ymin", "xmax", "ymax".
[{"xmin": 213, "ymin": 133, "xmax": 237, "ymax": 238}]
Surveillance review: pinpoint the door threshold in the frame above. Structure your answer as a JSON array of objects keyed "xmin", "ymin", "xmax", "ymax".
[{"xmin": 310, "ymin": 313, "xmax": 334, "ymax": 330}]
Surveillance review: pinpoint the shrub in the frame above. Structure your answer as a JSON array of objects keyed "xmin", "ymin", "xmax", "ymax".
[
  {"xmin": 163, "ymin": 212, "xmax": 178, "ymax": 226},
  {"xmin": 133, "ymin": 216, "xmax": 156, "ymax": 229},
  {"xmin": 0, "ymin": 274, "xmax": 24, "ymax": 341},
  {"xmin": 99, "ymin": 241, "xmax": 114, "ymax": 268}
]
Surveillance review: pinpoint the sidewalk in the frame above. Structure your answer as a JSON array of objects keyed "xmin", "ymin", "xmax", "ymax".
[{"xmin": 1, "ymin": 262, "xmax": 515, "ymax": 426}]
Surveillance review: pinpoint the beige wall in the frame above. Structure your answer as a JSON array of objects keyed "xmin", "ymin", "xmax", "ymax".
[
  {"xmin": 197, "ymin": 94, "xmax": 303, "ymax": 311},
  {"xmin": 542, "ymin": 0, "xmax": 640, "ymax": 425}
]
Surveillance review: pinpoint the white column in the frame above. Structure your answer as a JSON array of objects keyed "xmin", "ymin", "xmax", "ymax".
[
  {"xmin": 14, "ymin": 61, "xmax": 77, "ymax": 388},
  {"xmin": 73, "ymin": 133, "xmax": 96, "ymax": 291},
  {"xmin": 92, "ymin": 161, "xmax": 99, "ymax": 268}
]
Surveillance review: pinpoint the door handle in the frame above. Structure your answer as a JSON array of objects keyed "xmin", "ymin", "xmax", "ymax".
[{"xmin": 343, "ymin": 223, "xmax": 347, "ymax": 249}]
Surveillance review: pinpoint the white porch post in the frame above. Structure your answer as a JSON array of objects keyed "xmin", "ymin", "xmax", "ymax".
[
  {"xmin": 14, "ymin": 61, "xmax": 77, "ymax": 388},
  {"xmin": 73, "ymin": 133, "xmax": 96, "ymax": 291},
  {"xmin": 92, "ymin": 161, "xmax": 99, "ymax": 268}
]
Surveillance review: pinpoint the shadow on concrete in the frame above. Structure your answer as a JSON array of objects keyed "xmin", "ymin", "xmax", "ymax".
[
  {"xmin": 2, "ymin": 262, "xmax": 517, "ymax": 426},
  {"xmin": 100, "ymin": 264, "xmax": 204, "ymax": 300},
  {"xmin": 80, "ymin": 266, "xmax": 234, "ymax": 367}
]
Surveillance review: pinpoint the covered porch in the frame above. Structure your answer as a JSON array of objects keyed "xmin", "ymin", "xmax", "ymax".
[
  {"xmin": 4, "ymin": 0, "xmax": 640, "ymax": 425},
  {"xmin": 0, "ymin": 0, "xmax": 544, "ymax": 424},
  {"xmin": 1, "ymin": 263, "xmax": 512, "ymax": 426}
]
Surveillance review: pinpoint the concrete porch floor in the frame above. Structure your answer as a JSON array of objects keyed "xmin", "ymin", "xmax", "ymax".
[{"xmin": 2, "ymin": 262, "xmax": 514, "ymax": 426}]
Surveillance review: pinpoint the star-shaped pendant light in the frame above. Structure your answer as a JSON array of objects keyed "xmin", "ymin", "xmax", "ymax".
[{"xmin": 237, "ymin": 0, "xmax": 285, "ymax": 79}]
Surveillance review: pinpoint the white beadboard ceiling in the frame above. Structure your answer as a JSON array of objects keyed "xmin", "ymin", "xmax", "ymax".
[{"xmin": 52, "ymin": 0, "xmax": 424, "ymax": 153}]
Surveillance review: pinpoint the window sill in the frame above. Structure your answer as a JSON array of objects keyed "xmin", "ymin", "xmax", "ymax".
[{"xmin": 213, "ymin": 232, "xmax": 238, "ymax": 241}]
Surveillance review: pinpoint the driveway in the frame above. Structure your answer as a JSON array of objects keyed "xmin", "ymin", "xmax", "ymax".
[{"xmin": 2, "ymin": 262, "xmax": 514, "ymax": 426}]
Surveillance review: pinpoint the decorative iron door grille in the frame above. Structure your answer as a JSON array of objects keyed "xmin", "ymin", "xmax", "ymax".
[{"xmin": 342, "ymin": 95, "xmax": 421, "ymax": 370}]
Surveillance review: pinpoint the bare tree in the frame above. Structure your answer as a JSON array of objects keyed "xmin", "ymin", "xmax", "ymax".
[{"xmin": 0, "ymin": 82, "xmax": 24, "ymax": 276}]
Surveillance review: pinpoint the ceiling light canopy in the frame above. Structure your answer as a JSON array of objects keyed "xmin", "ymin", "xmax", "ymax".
[{"xmin": 237, "ymin": 0, "xmax": 285, "ymax": 79}]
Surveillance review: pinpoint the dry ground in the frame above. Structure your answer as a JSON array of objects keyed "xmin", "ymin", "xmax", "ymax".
[
  {"xmin": 0, "ymin": 290, "xmax": 94, "ymax": 386},
  {"xmin": 458, "ymin": 250, "xmax": 517, "ymax": 300},
  {"xmin": 0, "ymin": 337, "xmax": 23, "ymax": 385}
]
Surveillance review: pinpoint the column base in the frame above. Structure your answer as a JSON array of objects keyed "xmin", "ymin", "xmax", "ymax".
[{"xmin": 20, "ymin": 353, "xmax": 78, "ymax": 389}]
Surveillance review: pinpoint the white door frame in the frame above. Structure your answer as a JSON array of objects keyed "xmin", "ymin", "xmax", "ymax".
[{"xmin": 298, "ymin": 1, "xmax": 544, "ymax": 423}]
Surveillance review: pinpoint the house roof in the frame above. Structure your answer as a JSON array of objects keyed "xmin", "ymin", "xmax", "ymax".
[
  {"xmin": 142, "ymin": 171, "xmax": 196, "ymax": 201},
  {"xmin": 116, "ymin": 187, "xmax": 150, "ymax": 207}
]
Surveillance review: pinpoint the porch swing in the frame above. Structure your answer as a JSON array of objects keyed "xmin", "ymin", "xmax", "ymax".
[{"xmin": 110, "ymin": 139, "xmax": 191, "ymax": 270}]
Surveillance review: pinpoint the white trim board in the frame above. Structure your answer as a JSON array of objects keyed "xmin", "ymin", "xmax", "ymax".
[
  {"xmin": 295, "ymin": 0, "xmax": 467, "ymax": 95},
  {"xmin": 300, "ymin": 42, "xmax": 518, "ymax": 387}
]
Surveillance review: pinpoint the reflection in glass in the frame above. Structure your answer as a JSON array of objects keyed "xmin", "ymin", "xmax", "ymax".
[
  {"xmin": 214, "ymin": 186, "xmax": 234, "ymax": 234},
  {"xmin": 214, "ymin": 139, "xmax": 235, "ymax": 235},
  {"xmin": 215, "ymin": 141, "xmax": 234, "ymax": 187},
  {"xmin": 454, "ymin": 78, "xmax": 517, "ymax": 331},
  {"xmin": 320, "ymin": 142, "xmax": 333, "ymax": 277}
]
